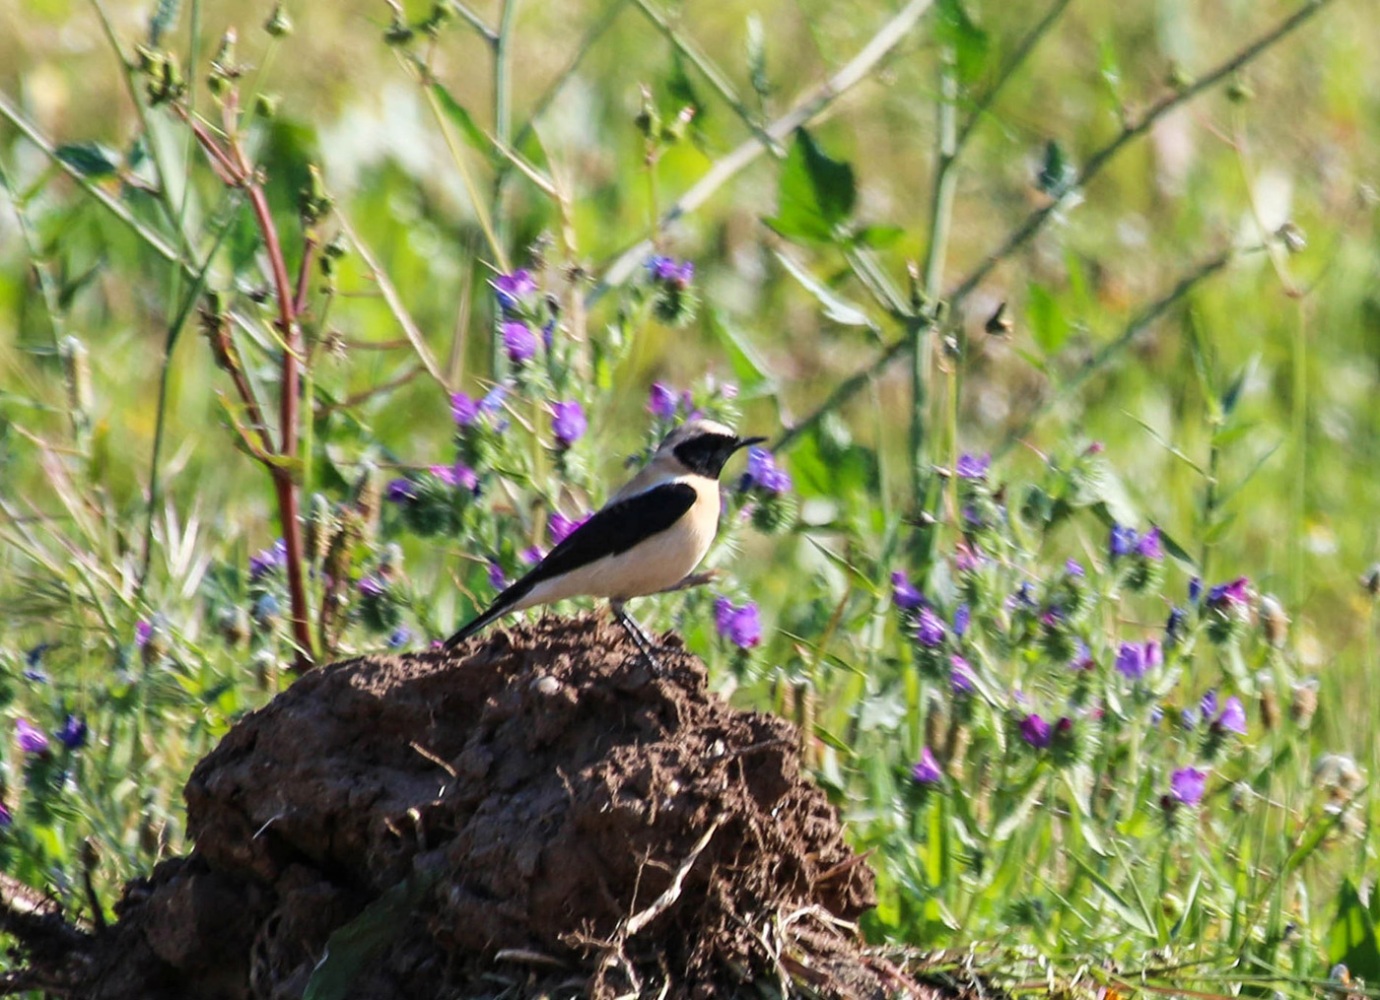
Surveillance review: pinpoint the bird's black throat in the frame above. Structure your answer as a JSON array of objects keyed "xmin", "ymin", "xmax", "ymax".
[{"xmin": 673, "ymin": 432, "xmax": 751, "ymax": 479}]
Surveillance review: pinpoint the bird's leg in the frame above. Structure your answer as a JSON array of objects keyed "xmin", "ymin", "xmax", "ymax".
[{"xmin": 610, "ymin": 601, "xmax": 665, "ymax": 675}]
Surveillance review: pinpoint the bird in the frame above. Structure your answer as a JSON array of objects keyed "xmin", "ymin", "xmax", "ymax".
[{"xmin": 443, "ymin": 418, "xmax": 764, "ymax": 658}]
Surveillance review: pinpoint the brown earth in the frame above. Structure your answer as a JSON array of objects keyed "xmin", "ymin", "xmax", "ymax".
[{"xmin": 1, "ymin": 615, "xmax": 939, "ymax": 999}]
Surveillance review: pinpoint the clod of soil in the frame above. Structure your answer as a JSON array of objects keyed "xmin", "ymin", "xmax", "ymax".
[{"xmin": 4, "ymin": 615, "xmax": 932, "ymax": 999}]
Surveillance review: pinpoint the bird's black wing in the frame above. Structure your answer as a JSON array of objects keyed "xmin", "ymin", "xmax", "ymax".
[{"xmin": 444, "ymin": 481, "xmax": 697, "ymax": 648}]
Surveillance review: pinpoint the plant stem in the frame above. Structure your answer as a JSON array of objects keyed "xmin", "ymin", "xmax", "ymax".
[
  {"xmin": 917, "ymin": 51, "xmax": 957, "ymax": 501},
  {"xmin": 589, "ymin": 0, "xmax": 937, "ymax": 303},
  {"xmin": 948, "ymin": 0, "xmax": 1338, "ymax": 307}
]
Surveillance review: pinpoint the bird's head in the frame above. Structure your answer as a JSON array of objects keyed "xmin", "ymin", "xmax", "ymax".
[{"xmin": 657, "ymin": 418, "xmax": 766, "ymax": 479}]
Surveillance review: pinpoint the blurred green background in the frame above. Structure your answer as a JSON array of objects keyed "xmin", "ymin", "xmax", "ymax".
[{"xmin": 4, "ymin": 0, "xmax": 1377, "ymax": 728}]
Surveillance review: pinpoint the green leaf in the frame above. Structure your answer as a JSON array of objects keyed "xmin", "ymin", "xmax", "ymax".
[
  {"xmin": 853, "ymin": 224, "xmax": 905, "ymax": 249},
  {"xmin": 1328, "ymin": 880, "xmax": 1380, "ymax": 983},
  {"xmin": 1071, "ymin": 854, "xmax": 1155, "ymax": 937},
  {"xmin": 56, "ymin": 142, "xmax": 121, "ymax": 179},
  {"xmin": 431, "ymin": 83, "xmax": 495, "ymax": 166},
  {"xmin": 774, "ymin": 250, "xmax": 874, "ymax": 329},
  {"xmin": 304, "ymin": 868, "xmax": 440, "ymax": 1000},
  {"xmin": 765, "ymin": 127, "xmax": 855, "ymax": 245},
  {"xmin": 708, "ymin": 309, "xmax": 776, "ymax": 396},
  {"xmin": 1025, "ymin": 282, "xmax": 1068, "ymax": 353},
  {"xmin": 936, "ymin": 0, "xmax": 991, "ymax": 84}
]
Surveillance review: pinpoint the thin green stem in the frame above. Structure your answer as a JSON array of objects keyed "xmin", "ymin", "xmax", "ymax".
[
  {"xmin": 916, "ymin": 52, "xmax": 957, "ymax": 499},
  {"xmin": 0, "ymin": 91, "xmax": 182, "ymax": 264},
  {"xmin": 447, "ymin": 0, "xmax": 497, "ymax": 44},
  {"xmin": 948, "ymin": 0, "xmax": 1338, "ymax": 308},
  {"xmin": 631, "ymin": 0, "xmax": 778, "ymax": 153},
  {"xmin": 89, "ymin": 0, "xmax": 195, "ymax": 258},
  {"xmin": 137, "ymin": 195, "xmax": 246, "ymax": 599},
  {"xmin": 417, "ymin": 69, "xmax": 509, "ymax": 273},
  {"xmin": 993, "ymin": 246, "xmax": 1247, "ymax": 459},
  {"xmin": 951, "ymin": 0, "xmax": 1073, "ymax": 157},
  {"xmin": 590, "ymin": 0, "xmax": 937, "ymax": 303}
]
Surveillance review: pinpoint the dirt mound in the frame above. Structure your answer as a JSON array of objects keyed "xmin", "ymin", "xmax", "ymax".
[{"xmin": 3, "ymin": 615, "xmax": 926, "ymax": 999}]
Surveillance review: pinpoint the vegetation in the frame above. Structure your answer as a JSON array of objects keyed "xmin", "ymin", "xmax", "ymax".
[{"xmin": 2, "ymin": 0, "xmax": 1379, "ymax": 994}]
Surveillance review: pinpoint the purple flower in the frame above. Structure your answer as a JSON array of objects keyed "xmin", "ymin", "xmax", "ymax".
[
  {"xmin": 1169, "ymin": 767, "xmax": 1207, "ymax": 806},
  {"xmin": 492, "ymin": 268, "xmax": 536, "ymax": 312},
  {"xmin": 502, "ymin": 320, "xmax": 537, "ymax": 364},
  {"xmin": 911, "ymin": 747, "xmax": 943, "ymax": 784},
  {"xmin": 15, "ymin": 719, "xmax": 49, "ymax": 755},
  {"xmin": 1149, "ymin": 705, "xmax": 1165, "ymax": 726},
  {"xmin": 431, "ymin": 463, "xmax": 478, "ymax": 492},
  {"xmin": 358, "ymin": 576, "xmax": 385, "ymax": 597},
  {"xmin": 1180, "ymin": 707, "xmax": 1199, "ymax": 731},
  {"xmin": 714, "ymin": 597, "xmax": 762, "ymax": 649},
  {"xmin": 956, "ymin": 452, "xmax": 990, "ymax": 479},
  {"xmin": 647, "ymin": 254, "xmax": 694, "ymax": 287},
  {"xmin": 916, "ymin": 607, "xmax": 946, "ymax": 647},
  {"xmin": 1188, "ymin": 576, "xmax": 1203, "ymax": 603},
  {"xmin": 249, "ymin": 538, "xmax": 287, "ymax": 582},
  {"xmin": 1110, "ymin": 523, "xmax": 1138, "ymax": 558},
  {"xmin": 890, "ymin": 571, "xmax": 924, "ymax": 611},
  {"xmin": 1144, "ymin": 640, "xmax": 1162, "ymax": 670},
  {"xmin": 1115, "ymin": 642, "xmax": 1148, "ymax": 680},
  {"xmin": 55, "ymin": 714, "xmax": 88, "ymax": 750},
  {"xmin": 520, "ymin": 546, "xmax": 544, "ymax": 565},
  {"xmin": 1065, "ymin": 558, "xmax": 1084, "ymax": 577},
  {"xmin": 549, "ymin": 512, "xmax": 588, "ymax": 546},
  {"xmin": 386, "ymin": 478, "xmax": 417, "ymax": 503},
  {"xmin": 1199, "ymin": 689, "xmax": 1219, "ymax": 720},
  {"xmin": 1020, "ymin": 713, "xmax": 1052, "ymax": 749},
  {"xmin": 451, "ymin": 391, "xmax": 481, "ymax": 427},
  {"xmin": 1207, "ymin": 577, "xmax": 1250, "ymax": 608},
  {"xmin": 0, "ymin": 802, "xmax": 10, "ymax": 828},
  {"xmin": 1165, "ymin": 606, "xmax": 1188, "ymax": 642},
  {"xmin": 953, "ymin": 603, "xmax": 971, "ymax": 637},
  {"xmin": 1137, "ymin": 526, "xmax": 1164, "ymax": 560},
  {"xmin": 950, "ymin": 654, "xmax": 976, "ymax": 695},
  {"xmin": 1070, "ymin": 640, "xmax": 1094, "ymax": 671},
  {"xmin": 648, "ymin": 382, "xmax": 679, "ymax": 420},
  {"xmin": 487, "ymin": 560, "xmax": 506, "ymax": 590},
  {"xmin": 1216, "ymin": 696, "xmax": 1247, "ymax": 735},
  {"xmin": 550, "ymin": 400, "xmax": 587, "ymax": 447},
  {"xmin": 480, "ymin": 384, "xmax": 507, "ymax": 416},
  {"xmin": 135, "ymin": 620, "xmax": 153, "ymax": 647},
  {"xmin": 954, "ymin": 541, "xmax": 984, "ymax": 573},
  {"xmin": 387, "ymin": 626, "xmax": 411, "ymax": 649},
  {"xmin": 743, "ymin": 447, "xmax": 792, "ymax": 495}
]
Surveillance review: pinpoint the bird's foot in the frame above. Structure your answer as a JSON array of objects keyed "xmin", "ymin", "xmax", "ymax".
[{"xmin": 611, "ymin": 604, "xmax": 666, "ymax": 676}]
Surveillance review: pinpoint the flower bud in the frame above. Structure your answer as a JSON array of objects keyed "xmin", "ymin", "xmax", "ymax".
[
  {"xmin": 263, "ymin": 2, "xmax": 293, "ymax": 37},
  {"xmin": 1258, "ymin": 594, "xmax": 1288, "ymax": 648},
  {"xmin": 1289, "ymin": 678, "xmax": 1318, "ymax": 728}
]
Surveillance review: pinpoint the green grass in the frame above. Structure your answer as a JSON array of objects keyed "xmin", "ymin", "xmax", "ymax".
[{"xmin": 2, "ymin": 0, "xmax": 1380, "ymax": 994}]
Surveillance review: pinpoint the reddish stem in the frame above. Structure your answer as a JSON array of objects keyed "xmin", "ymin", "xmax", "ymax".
[{"xmin": 242, "ymin": 180, "xmax": 314, "ymax": 671}]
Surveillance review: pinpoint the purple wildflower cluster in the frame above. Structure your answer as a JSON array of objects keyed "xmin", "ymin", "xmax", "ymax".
[
  {"xmin": 490, "ymin": 268, "xmax": 554, "ymax": 367},
  {"xmin": 741, "ymin": 447, "xmax": 791, "ymax": 495},
  {"xmin": 249, "ymin": 538, "xmax": 287, "ymax": 582},
  {"xmin": 647, "ymin": 254, "xmax": 694, "ymax": 288},
  {"xmin": 549, "ymin": 511, "xmax": 589, "ymax": 546},
  {"xmin": 550, "ymin": 400, "xmax": 587, "ymax": 448},
  {"xmin": 10, "ymin": 713, "xmax": 88, "ymax": 761},
  {"xmin": 714, "ymin": 597, "xmax": 761, "ymax": 649},
  {"xmin": 645, "ymin": 254, "xmax": 699, "ymax": 326},
  {"xmin": 1115, "ymin": 640, "xmax": 1162, "ymax": 681}
]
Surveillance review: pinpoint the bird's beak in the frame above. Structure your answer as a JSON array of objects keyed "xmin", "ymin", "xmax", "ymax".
[{"xmin": 734, "ymin": 435, "xmax": 767, "ymax": 452}]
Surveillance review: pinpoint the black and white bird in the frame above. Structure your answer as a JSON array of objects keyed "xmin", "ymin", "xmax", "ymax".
[{"xmin": 443, "ymin": 418, "xmax": 764, "ymax": 654}]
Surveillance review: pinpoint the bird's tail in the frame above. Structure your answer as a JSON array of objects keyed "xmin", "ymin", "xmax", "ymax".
[{"xmin": 442, "ymin": 601, "xmax": 511, "ymax": 650}]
